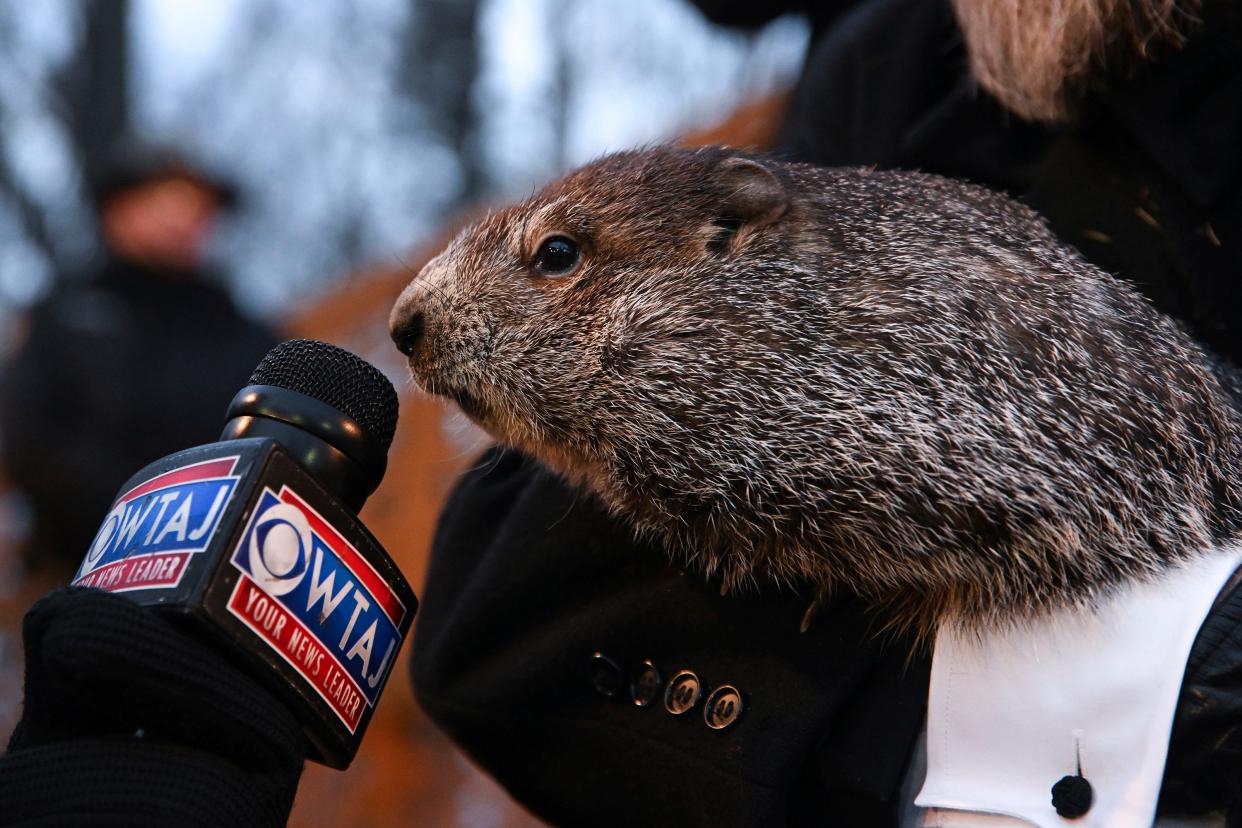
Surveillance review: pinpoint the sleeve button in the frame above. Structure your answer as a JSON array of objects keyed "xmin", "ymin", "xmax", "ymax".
[
  {"xmin": 663, "ymin": 669, "xmax": 703, "ymax": 715},
  {"xmin": 631, "ymin": 659, "xmax": 662, "ymax": 707},
  {"xmin": 703, "ymin": 684, "xmax": 744, "ymax": 731},
  {"xmin": 589, "ymin": 652, "xmax": 625, "ymax": 698}
]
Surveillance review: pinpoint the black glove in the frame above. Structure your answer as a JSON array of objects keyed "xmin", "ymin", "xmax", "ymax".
[{"xmin": 1, "ymin": 587, "xmax": 306, "ymax": 827}]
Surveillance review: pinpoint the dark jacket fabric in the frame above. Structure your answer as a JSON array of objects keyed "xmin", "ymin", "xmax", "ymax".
[
  {"xmin": 414, "ymin": 0, "xmax": 1242, "ymax": 825},
  {"xmin": 0, "ymin": 257, "xmax": 277, "ymax": 573},
  {"xmin": 1162, "ymin": 573, "xmax": 1242, "ymax": 823},
  {"xmin": 413, "ymin": 450, "xmax": 928, "ymax": 826}
]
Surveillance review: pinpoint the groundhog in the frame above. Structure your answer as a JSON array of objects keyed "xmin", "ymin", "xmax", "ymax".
[{"xmin": 389, "ymin": 144, "xmax": 1242, "ymax": 636}]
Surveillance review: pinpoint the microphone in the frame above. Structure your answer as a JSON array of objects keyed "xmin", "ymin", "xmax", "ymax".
[{"xmin": 68, "ymin": 339, "xmax": 416, "ymax": 769}]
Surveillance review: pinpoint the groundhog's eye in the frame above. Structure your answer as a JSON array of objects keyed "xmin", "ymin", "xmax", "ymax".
[{"xmin": 532, "ymin": 235, "xmax": 580, "ymax": 276}]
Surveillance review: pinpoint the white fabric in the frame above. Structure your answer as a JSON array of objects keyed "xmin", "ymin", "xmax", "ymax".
[
  {"xmin": 914, "ymin": 550, "xmax": 1242, "ymax": 827},
  {"xmin": 917, "ymin": 808, "xmax": 1223, "ymax": 827}
]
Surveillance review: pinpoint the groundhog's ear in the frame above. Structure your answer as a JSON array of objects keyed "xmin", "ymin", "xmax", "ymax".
[{"xmin": 717, "ymin": 157, "xmax": 788, "ymax": 229}]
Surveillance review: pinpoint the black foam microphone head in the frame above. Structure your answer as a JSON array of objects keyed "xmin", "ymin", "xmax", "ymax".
[
  {"xmin": 248, "ymin": 339, "xmax": 400, "ymax": 453},
  {"xmin": 222, "ymin": 339, "xmax": 400, "ymax": 511}
]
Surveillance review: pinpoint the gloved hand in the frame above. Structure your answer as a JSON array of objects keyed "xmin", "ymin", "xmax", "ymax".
[{"xmin": 0, "ymin": 587, "xmax": 306, "ymax": 827}]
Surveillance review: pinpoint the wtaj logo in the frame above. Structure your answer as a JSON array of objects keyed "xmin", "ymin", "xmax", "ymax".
[
  {"xmin": 73, "ymin": 456, "xmax": 240, "ymax": 592},
  {"xmin": 227, "ymin": 486, "xmax": 407, "ymax": 732}
]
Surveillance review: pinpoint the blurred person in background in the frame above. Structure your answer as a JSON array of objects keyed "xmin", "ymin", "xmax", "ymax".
[{"xmin": 0, "ymin": 140, "xmax": 277, "ymax": 579}]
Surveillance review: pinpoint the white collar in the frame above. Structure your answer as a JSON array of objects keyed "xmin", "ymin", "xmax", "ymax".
[{"xmin": 915, "ymin": 550, "xmax": 1242, "ymax": 827}]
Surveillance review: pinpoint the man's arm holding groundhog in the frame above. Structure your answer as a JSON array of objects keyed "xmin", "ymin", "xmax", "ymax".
[{"xmin": 411, "ymin": 447, "xmax": 930, "ymax": 827}]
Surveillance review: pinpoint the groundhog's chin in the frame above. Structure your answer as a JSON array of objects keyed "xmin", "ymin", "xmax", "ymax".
[
  {"xmin": 443, "ymin": 386, "xmax": 489, "ymax": 422},
  {"xmin": 409, "ymin": 366, "xmax": 492, "ymax": 424}
]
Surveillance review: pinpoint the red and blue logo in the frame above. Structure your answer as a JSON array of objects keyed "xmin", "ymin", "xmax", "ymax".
[
  {"xmin": 226, "ymin": 486, "xmax": 407, "ymax": 732},
  {"xmin": 73, "ymin": 456, "xmax": 241, "ymax": 592}
]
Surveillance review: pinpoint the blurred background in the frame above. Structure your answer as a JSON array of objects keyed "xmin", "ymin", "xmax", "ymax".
[{"xmin": 0, "ymin": 2, "xmax": 807, "ymax": 825}]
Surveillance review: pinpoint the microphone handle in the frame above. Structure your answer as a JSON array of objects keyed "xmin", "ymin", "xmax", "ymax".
[{"xmin": 71, "ymin": 436, "xmax": 417, "ymax": 769}]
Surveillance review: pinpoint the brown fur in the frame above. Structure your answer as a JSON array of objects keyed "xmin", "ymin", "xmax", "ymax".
[{"xmin": 391, "ymin": 146, "xmax": 1242, "ymax": 636}]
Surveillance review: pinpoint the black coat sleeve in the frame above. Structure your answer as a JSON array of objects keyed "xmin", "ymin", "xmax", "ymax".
[
  {"xmin": 1159, "ymin": 575, "xmax": 1242, "ymax": 824},
  {"xmin": 410, "ymin": 448, "xmax": 929, "ymax": 827},
  {"xmin": 0, "ymin": 588, "xmax": 306, "ymax": 827}
]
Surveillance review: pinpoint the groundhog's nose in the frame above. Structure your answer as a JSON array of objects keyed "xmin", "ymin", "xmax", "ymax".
[{"xmin": 391, "ymin": 309, "xmax": 425, "ymax": 357}]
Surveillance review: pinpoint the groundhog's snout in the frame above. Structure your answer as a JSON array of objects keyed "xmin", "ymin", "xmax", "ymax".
[{"xmin": 390, "ymin": 305, "xmax": 425, "ymax": 358}]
